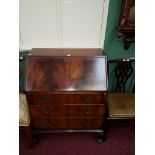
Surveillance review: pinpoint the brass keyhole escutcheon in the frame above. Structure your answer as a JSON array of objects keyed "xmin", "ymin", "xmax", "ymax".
[
  {"xmin": 85, "ymin": 107, "xmax": 90, "ymax": 114},
  {"xmin": 41, "ymin": 96, "xmax": 49, "ymax": 102}
]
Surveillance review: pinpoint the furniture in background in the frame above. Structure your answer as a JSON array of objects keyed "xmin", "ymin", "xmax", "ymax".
[
  {"xmin": 107, "ymin": 58, "xmax": 135, "ymax": 125},
  {"xmin": 25, "ymin": 48, "xmax": 108, "ymax": 143},
  {"xmin": 19, "ymin": 56, "xmax": 33, "ymax": 148},
  {"xmin": 19, "ymin": 93, "xmax": 33, "ymax": 148},
  {"xmin": 118, "ymin": 0, "xmax": 135, "ymax": 49}
]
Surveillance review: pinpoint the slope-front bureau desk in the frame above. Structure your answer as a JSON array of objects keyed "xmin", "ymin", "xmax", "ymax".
[{"xmin": 25, "ymin": 48, "xmax": 108, "ymax": 143}]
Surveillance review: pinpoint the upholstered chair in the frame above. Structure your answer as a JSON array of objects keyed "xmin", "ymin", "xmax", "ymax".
[
  {"xmin": 107, "ymin": 58, "xmax": 135, "ymax": 125},
  {"xmin": 19, "ymin": 56, "xmax": 33, "ymax": 148},
  {"xmin": 19, "ymin": 93, "xmax": 30, "ymax": 127}
]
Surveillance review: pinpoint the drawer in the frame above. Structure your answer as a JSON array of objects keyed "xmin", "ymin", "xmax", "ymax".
[
  {"xmin": 27, "ymin": 93, "xmax": 106, "ymax": 105},
  {"xmin": 30, "ymin": 104, "xmax": 104, "ymax": 117},
  {"xmin": 32, "ymin": 117, "xmax": 103, "ymax": 130}
]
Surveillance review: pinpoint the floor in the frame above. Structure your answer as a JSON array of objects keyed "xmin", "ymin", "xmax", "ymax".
[{"xmin": 19, "ymin": 126, "xmax": 135, "ymax": 155}]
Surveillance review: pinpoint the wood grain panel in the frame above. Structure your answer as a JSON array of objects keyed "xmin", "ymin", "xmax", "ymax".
[
  {"xmin": 30, "ymin": 104, "xmax": 104, "ymax": 117},
  {"xmin": 32, "ymin": 117, "xmax": 103, "ymax": 130},
  {"xmin": 26, "ymin": 56, "xmax": 107, "ymax": 92},
  {"xmin": 27, "ymin": 93, "xmax": 105, "ymax": 105}
]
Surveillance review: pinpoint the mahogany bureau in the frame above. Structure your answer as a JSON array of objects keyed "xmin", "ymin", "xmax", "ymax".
[{"xmin": 25, "ymin": 48, "xmax": 108, "ymax": 143}]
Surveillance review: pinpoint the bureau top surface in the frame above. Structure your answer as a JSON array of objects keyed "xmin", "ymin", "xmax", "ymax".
[
  {"xmin": 28, "ymin": 48, "xmax": 104, "ymax": 56},
  {"xmin": 26, "ymin": 48, "xmax": 107, "ymax": 92}
]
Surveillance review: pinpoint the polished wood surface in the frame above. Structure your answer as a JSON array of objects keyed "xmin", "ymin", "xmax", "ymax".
[
  {"xmin": 30, "ymin": 104, "xmax": 104, "ymax": 117},
  {"xmin": 27, "ymin": 93, "xmax": 105, "ymax": 105},
  {"xmin": 32, "ymin": 117, "xmax": 103, "ymax": 130},
  {"xmin": 26, "ymin": 56, "xmax": 107, "ymax": 92},
  {"xmin": 26, "ymin": 48, "xmax": 108, "ymax": 143},
  {"xmin": 29, "ymin": 48, "xmax": 104, "ymax": 56}
]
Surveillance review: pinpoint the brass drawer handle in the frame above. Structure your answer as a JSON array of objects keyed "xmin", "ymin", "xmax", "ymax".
[
  {"xmin": 82, "ymin": 96, "xmax": 92, "ymax": 102},
  {"xmin": 43, "ymin": 106, "xmax": 52, "ymax": 115},
  {"xmin": 44, "ymin": 110, "xmax": 50, "ymax": 114},
  {"xmin": 41, "ymin": 96, "xmax": 49, "ymax": 102}
]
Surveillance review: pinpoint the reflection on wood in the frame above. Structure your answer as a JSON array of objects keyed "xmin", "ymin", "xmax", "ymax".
[{"xmin": 26, "ymin": 56, "xmax": 107, "ymax": 91}]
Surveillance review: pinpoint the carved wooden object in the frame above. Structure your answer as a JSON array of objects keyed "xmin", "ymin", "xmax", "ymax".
[{"xmin": 118, "ymin": 0, "xmax": 135, "ymax": 49}]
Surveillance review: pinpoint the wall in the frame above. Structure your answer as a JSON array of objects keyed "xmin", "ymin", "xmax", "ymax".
[
  {"xmin": 19, "ymin": 52, "xmax": 27, "ymax": 91},
  {"xmin": 103, "ymin": 0, "xmax": 135, "ymax": 59}
]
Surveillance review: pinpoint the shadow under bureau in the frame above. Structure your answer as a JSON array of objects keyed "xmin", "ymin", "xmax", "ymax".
[{"xmin": 25, "ymin": 48, "xmax": 108, "ymax": 143}]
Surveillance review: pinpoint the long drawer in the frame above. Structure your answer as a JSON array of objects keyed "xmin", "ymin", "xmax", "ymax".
[
  {"xmin": 30, "ymin": 104, "xmax": 104, "ymax": 117},
  {"xmin": 32, "ymin": 117, "xmax": 103, "ymax": 130},
  {"xmin": 27, "ymin": 93, "xmax": 106, "ymax": 105}
]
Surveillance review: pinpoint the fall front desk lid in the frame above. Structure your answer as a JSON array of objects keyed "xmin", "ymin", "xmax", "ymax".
[{"xmin": 26, "ymin": 50, "xmax": 107, "ymax": 92}]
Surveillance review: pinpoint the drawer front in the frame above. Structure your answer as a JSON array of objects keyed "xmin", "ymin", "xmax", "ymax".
[
  {"xmin": 27, "ymin": 93, "xmax": 105, "ymax": 105},
  {"xmin": 30, "ymin": 104, "xmax": 104, "ymax": 117},
  {"xmin": 32, "ymin": 117, "xmax": 103, "ymax": 130}
]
